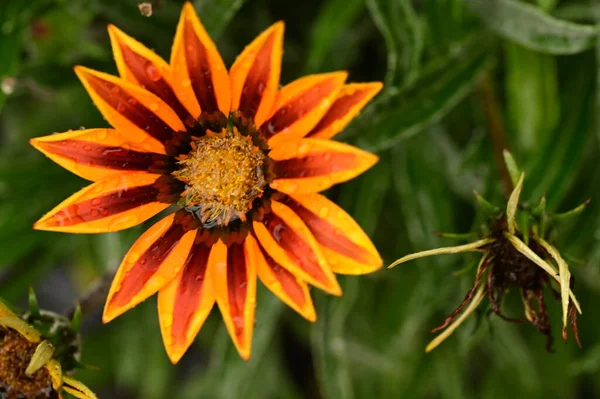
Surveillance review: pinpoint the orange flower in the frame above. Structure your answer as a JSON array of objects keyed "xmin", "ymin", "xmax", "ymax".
[{"xmin": 31, "ymin": 2, "xmax": 382, "ymax": 363}]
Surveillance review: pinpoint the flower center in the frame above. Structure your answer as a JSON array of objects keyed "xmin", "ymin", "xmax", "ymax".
[
  {"xmin": 0, "ymin": 329, "xmax": 55, "ymax": 398},
  {"xmin": 174, "ymin": 129, "xmax": 267, "ymax": 227}
]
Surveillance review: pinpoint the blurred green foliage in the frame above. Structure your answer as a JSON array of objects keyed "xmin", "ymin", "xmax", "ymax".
[{"xmin": 1, "ymin": 0, "xmax": 599, "ymax": 397}]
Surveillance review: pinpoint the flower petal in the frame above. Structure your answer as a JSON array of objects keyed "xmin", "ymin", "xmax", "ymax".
[
  {"xmin": 254, "ymin": 234, "xmax": 316, "ymax": 321},
  {"xmin": 306, "ymin": 83, "xmax": 383, "ymax": 140},
  {"xmin": 30, "ymin": 129, "xmax": 174, "ymax": 182},
  {"xmin": 260, "ymin": 72, "xmax": 347, "ymax": 143},
  {"xmin": 270, "ymin": 138, "xmax": 379, "ymax": 194},
  {"xmin": 210, "ymin": 238, "xmax": 257, "ymax": 360},
  {"xmin": 230, "ymin": 22, "xmax": 284, "ymax": 127},
  {"xmin": 283, "ymin": 194, "xmax": 382, "ymax": 274},
  {"xmin": 253, "ymin": 200, "xmax": 341, "ymax": 295},
  {"xmin": 108, "ymin": 24, "xmax": 194, "ymax": 126},
  {"xmin": 34, "ymin": 173, "xmax": 182, "ymax": 233},
  {"xmin": 157, "ymin": 237, "xmax": 216, "ymax": 364},
  {"xmin": 170, "ymin": 2, "xmax": 230, "ymax": 123},
  {"xmin": 75, "ymin": 67, "xmax": 186, "ymax": 151},
  {"xmin": 103, "ymin": 211, "xmax": 198, "ymax": 323}
]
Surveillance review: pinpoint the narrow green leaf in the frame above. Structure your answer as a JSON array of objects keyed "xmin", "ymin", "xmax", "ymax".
[
  {"xmin": 366, "ymin": 0, "xmax": 424, "ymax": 87},
  {"xmin": 354, "ymin": 36, "xmax": 492, "ymax": 151},
  {"xmin": 194, "ymin": 0, "xmax": 247, "ymax": 38},
  {"xmin": 504, "ymin": 43, "xmax": 560, "ymax": 152},
  {"xmin": 304, "ymin": 0, "xmax": 364, "ymax": 74},
  {"xmin": 28, "ymin": 287, "xmax": 40, "ymax": 318},
  {"xmin": 467, "ymin": 0, "xmax": 600, "ymax": 54},
  {"xmin": 502, "ymin": 150, "xmax": 521, "ymax": 187}
]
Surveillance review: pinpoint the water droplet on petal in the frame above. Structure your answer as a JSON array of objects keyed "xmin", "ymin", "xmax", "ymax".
[
  {"xmin": 116, "ymin": 102, "xmax": 126, "ymax": 112},
  {"xmin": 91, "ymin": 198, "xmax": 101, "ymax": 206},
  {"xmin": 182, "ymin": 78, "xmax": 191, "ymax": 87},
  {"xmin": 149, "ymin": 102, "xmax": 159, "ymax": 111},
  {"xmin": 318, "ymin": 207, "xmax": 329, "ymax": 218},
  {"xmin": 110, "ymin": 86, "xmax": 120, "ymax": 95},
  {"xmin": 145, "ymin": 64, "xmax": 161, "ymax": 82}
]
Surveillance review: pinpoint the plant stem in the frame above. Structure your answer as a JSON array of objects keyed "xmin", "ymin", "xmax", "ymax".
[{"xmin": 478, "ymin": 74, "xmax": 513, "ymax": 196}]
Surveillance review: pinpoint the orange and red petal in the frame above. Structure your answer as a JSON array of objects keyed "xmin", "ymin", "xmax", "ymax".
[
  {"xmin": 283, "ymin": 194, "xmax": 382, "ymax": 274},
  {"xmin": 259, "ymin": 72, "xmax": 347, "ymax": 144},
  {"xmin": 306, "ymin": 83, "xmax": 383, "ymax": 140},
  {"xmin": 108, "ymin": 25, "xmax": 194, "ymax": 125},
  {"xmin": 75, "ymin": 66, "xmax": 185, "ymax": 153},
  {"xmin": 269, "ymin": 138, "xmax": 379, "ymax": 194},
  {"xmin": 170, "ymin": 2, "xmax": 230, "ymax": 121},
  {"xmin": 158, "ymin": 237, "xmax": 216, "ymax": 364},
  {"xmin": 253, "ymin": 201, "xmax": 341, "ymax": 295},
  {"xmin": 229, "ymin": 22, "xmax": 284, "ymax": 127},
  {"xmin": 30, "ymin": 129, "xmax": 174, "ymax": 182},
  {"xmin": 254, "ymin": 235, "xmax": 316, "ymax": 321},
  {"xmin": 34, "ymin": 173, "xmax": 182, "ymax": 233},
  {"xmin": 209, "ymin": 239, "xmax": 257, "ymax": 360},
  {"xmin": 103, "ymin": 211, "xmax": 198, "ymax": 323}
]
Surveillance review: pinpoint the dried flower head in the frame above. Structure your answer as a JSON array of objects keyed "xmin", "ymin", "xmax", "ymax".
[
  {"xmin": 390, "ymin": 151, "xmax": 587, "ymax": 352},
  {"xmin": 0, "ymin": 291, "xmax": 96, "ymax": 399}
]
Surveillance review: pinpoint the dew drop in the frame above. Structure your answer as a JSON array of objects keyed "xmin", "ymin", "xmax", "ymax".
[
  {"xmin": 232, "ymin": 316, "xmax": 244, "ymax": 330},
  {"xmin": 272, "ymin": 223, "xmax": 284, "ymax": 243},
  {"xmin": 116, "ymin": 102, "xmax": 126, "ymax": 112},
  {"xmin": 110, "ymin": 86, "xmax": 120, "ymax": 95},
  {"xmin": 145, "ymin": 64, "xmax": 161, "ymax": 82},
  {"xmin": 83, "ymin": 144, "xmax": 92, "ymax": 151},
  {"xmin": 182, "ymin": 78, "xmax": 191, "ymax": 87},
  {"xmin": 149, "ymin": 102, "xmax": 159, "ymax": 111},
  {"xmin": 91, "ymin": 198, "xmax": 101, "ymax": 206},
  {"xmin": 127, "ymin": 97, "xmax": 137, "ymax": 106},
  {"xmin": 318, "ymin": 207, "xmax": 330, "ymax": 218},
  {"xmin": 265, "ymin": 121, "xmax": 277, "ymax": 134}
]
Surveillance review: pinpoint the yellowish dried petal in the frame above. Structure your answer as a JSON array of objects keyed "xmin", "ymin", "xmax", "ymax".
[
  {"xmin": 504, "ymin": 232, "xmax": 581, "ymax": 314},
  {"xmin": 426, "ymin": 283, "xmax": 486, "ymax": 352},
  {"xmin": 45, "ymin": 359, "xmax": 63, "ymax": 391},
  {"xmin": 63, "ymin": 376, "xmax": 98, "ymax": 399},
  {"xmin": 25, "ymin": 340, "xmax": 55, "ymax": 376},
  {"xmin": 0, "ymin": 300, "xmax": 17, "ymax": 318},
  {"xmin": 506, "ymin": 172, "xmax": 524, "ymax": 234},
  {"xmin": 388, "ymin": 238, "xmax": 494, "ymax": 269},
  {"xmin": 0, "ymin": 316, "xmax": 41, "ymax": 343},
  {"xmin": 535, "ymin": 236, "xmax": 572, "ymax": 328}
]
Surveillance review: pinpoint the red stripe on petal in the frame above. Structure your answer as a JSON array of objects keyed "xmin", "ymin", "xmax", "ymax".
[
  {"xmin": 227, "ymin": 243, "xmax": 248, "ymax": 339},
  {"xmin": 258, "ymin": 245, "xmax": 306, "ymax": 308},
  {"xmin": 110, "ymin": 212, "xmax": 197, "ymax": 308},
  {"xmin": 171, "ymin": 242, "xmax": 211, "ymax": 345},
  {"xmin": 238, "ymin": 32, "xmax": 276, "ymax": 121},
  {"xmin": 261, "ymin": 212, "xmax": 329, "ymax": 286},
  {"xmin": 283, "ymin": 197, "xmax": 372, "ymax": 264},
  {"xmin": 119, "ymin": 44, "xmax": 194, "ymax": 125},
  {"xmin": 260, "ymin": 76, "xmax": 343, "ymax": 139},
  {"xmin": 39, "ymin": 139, "xmax": 174, "ymax": 174},
  {"xmin": 44, "ymin": 176, "xmax": 181, "ymax": 228},
  {"xmin": 308, "ymin": 90, "xmax": 368, "ymax": 136},
  {"xmin": 274, "ymin": 152, "xmax": 358, "ymax": 178},
  {"xmin": 85, "ymin": 73, "xmax": 175, "ymax": 144},
  {"xmin": 184, "ymin": 22, "xmax": 219, "ymax": 115}
]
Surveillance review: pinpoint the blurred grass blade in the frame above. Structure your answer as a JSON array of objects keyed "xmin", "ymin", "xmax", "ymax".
[
  {"xmin": 467, "ymin": 0, "xmax": 600, "ymax": 55},
  {"xmin": 304, "ymin": 0, "xmax": 364, "ymax": 73},
  {"xmin": 366, "ymin": 0, "xmax": 424, "ymax": 87},
  {"xmin": 355, "ymin": 36, "xmax": 492, "ymax": 151},
  {"xmin": 194, "ymin": 0, "xmax": 247, "ymax": 38},
  {"xmin": 504, "ymin": 43, "xmax": 560, "ymax": 152}
]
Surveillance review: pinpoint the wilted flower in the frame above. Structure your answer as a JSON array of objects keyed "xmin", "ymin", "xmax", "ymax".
[
  {"xmin": 0, "ymin": 291, "xmax": 96, "ymax": 399},
  {"xmin": 30, "ymin": 2, "xmax": 383, "ymax": 363},
  {"xmin": 390, "ymin": 151, "xmax": 586, "ymax": 352}
]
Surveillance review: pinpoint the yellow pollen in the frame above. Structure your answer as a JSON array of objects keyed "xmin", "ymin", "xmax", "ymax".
[{"xmin": 173, "ymin": 129, "xmax": 266, "ymax": 226}]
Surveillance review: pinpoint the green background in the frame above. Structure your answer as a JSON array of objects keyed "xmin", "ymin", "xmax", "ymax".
[{"xmin": 1, "ymin": 0, "xmax": 600, "ymax": 397}]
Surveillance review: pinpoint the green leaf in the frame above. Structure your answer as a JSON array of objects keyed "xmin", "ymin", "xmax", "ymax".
[
  {"xmin": 304, "ymin": 0, "xmax": 365, "ymax": 74},
  {"xmin": 352, "ymin": 35, "xmax": 492, "ymax": 151},
  {"xmin": 366, "ymin": 0, "xmax": 424, "ymax": 87},
  {"xmin": 504, "ymin": 42, "xmax": 560, "ymax": 152},
  {"xmin": 194, "ymin": 0, "xmax": 247, "ymax": 38},
  {"xmin": 467, "ymin": 0, "xmax": 600, "ymax": 55}
]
